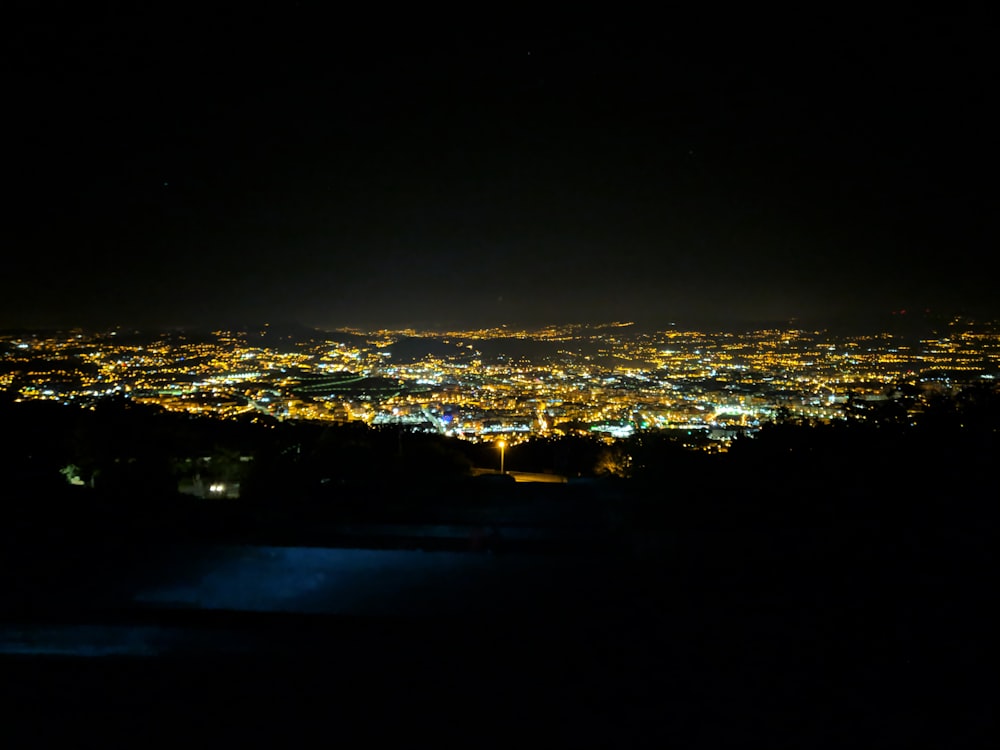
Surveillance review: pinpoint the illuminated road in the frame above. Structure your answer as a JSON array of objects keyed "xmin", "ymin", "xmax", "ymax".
[
  {"xmin": 507, "ymin": 471, "xmax": 567, "ymax": 483},
  {"xmin": 469, "ymin": 467, "xmax": 567, "ymax": 483}
]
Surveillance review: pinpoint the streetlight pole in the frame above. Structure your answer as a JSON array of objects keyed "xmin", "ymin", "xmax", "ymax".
[{"xmin": 498, "ymin": 439, "xmax": 505, "ymax": 474}]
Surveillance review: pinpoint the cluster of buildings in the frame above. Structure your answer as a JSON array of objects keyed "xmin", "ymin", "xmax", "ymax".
[{"xmin": 3, "ymin": 318, "xmax": 997, "ymax": 450}]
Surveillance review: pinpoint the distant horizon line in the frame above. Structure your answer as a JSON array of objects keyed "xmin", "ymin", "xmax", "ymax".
[{"xmin": 2, "ymin": 310, "xmax": 996, "ymax": 336}]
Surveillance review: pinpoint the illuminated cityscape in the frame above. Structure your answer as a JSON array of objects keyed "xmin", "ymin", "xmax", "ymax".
[
  {"xmin": 4, "ymin": 7, "xmax": 994, "ymax": 743},
  {"xmin": 5, "ymin": 317, "xmax": 997, "ymax": 453}
]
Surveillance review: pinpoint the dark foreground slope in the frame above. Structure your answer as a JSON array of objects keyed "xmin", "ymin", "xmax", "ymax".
[
  {"xmin": 1, "ymin": 474, "xmax": 991, "ymax": 748},
  {"xmin": 1, "ymin": 395, "xmax": 994, "ymax": 746}
]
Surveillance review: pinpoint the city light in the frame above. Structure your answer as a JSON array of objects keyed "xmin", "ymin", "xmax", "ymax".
[{"xmin": 1, "ymin": 318, "xmax": 997, "ymax": 450}]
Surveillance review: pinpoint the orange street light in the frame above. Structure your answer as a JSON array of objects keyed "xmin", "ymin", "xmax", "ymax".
[{"xmin": 497, "ymin": 439, "xmax": 505, "ymax": 474}]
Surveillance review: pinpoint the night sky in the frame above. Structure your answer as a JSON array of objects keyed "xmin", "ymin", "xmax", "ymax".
[{"xmin": 5, "ymin": 7, "xmax": 997, "ymax": 330}]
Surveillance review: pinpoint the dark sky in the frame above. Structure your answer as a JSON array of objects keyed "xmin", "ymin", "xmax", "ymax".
[{"xmin": 5, "ymin": 6, "xmax": 997, "ymax": 330}]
